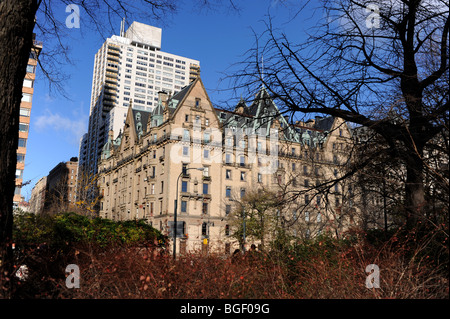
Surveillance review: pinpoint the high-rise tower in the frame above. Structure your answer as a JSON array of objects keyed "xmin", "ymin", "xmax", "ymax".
[
  {"xmin": 79, "ymin": 21, "xmax": 200, "ymax": 175},
  {"xmin": 14, "ymin": 35, "xmax": 42, "ymax": 208}
]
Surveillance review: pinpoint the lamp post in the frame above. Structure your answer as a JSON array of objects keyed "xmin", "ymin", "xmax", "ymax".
[
  {"xmin": 242, "ymin": 207, "xmax": 246, "ymax": 252},
  {"xmin": 173, "ymin": 167, "xmax": 204, "ymax": 260}
]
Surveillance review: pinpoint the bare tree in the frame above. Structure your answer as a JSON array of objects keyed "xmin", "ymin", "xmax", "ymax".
[
  {"xmin": 228, "ymin": 187, "xmax": 281, "ymax": 250},
  {"xmin": 0, "ymin": 0, "xmax": 240, "ymax": 298},
  {"xmin": 230, "ymin": 0, "xmax": 449, "ymax": 230}
]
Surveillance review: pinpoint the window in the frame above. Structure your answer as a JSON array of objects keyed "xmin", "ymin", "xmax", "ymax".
[
  {"xmin": 239, "ymin": 156, "xmax": 245, "ymax": 166},
  {"xmin": 183, "ymin": 146, "xmax": 189, "ymax": 156},
  {"xmin": 203, "ymin": 183, "xmax": 208, "ymax": 195},
  {"xmin": 203, "ymin": 149, "xmax": 209, "ymax": 159},
  {"xmin": 240, "ymin": 171, "xmax": 245, "ymax": 181},
  {"xmin": 225, "ymin": 186, "xmax": 231, "ymax": 198},
  {"xmin": 202, "ymin": 222, "xmax": 208, "ymax": 236},
  {"xmin": 304, "ymin": 179, "xmax": 309, "ymax": 187},
  {"xmin": 292, "ymin": 163, "xmax": 296, "ymax": 171},
  {"xmin": 195, "ymin": 98, "xmax": 200, "ymax": 108},
  {"xmin": 225, "ymin": 154, "xmax": 231, "ymax": 164},
  {"xmin": 317, "ymin": 212, "xmax": 322, "ymax": 222},
  {"xmin": 17, "ymin": 154, "xmax": 25, "ymax": 163},
  {"xmin": 257, "ymin": 142, "xmax": 262, "ymax": 152},
  {"xmin": 225, "ymin": 169, "xmax": 231, "ymax": 180},
  {"xmin": 182, "ymin": 164, "xmax": 188, "ymax": 176},
  {"xmin": 316, "ymin": 195, "xmax": 321, "ymax": 206},
  {"xmin": 183, "ymin": 129, "xmax": 190, "ymax": 140},
  {"xmin": 205, "ymin": 118, "xmax": 209, "ymax": 126},
  {"xmin": 204, "ymin": 133, "xmax": 210, "ymax": 143},
  {"xmin": 150, "ymin": 202, "xmax": 154, "ymax": 216},
  {"xmin": 333, "ymin": 155, "xmax": 338, "ymax": 164},
  {"xmin": 185, "ymin": 114, "xmax": 189, "ymax": 122},
  {"xmin": 257, "ymin": 173, "xmax": 262, "ymax": 183},
  {"xmin": 225, "ymin": 225, "xmax": 230, "ymax": 236},
  {"xmin": 203, "ymin": 166, "xmax": 209, "ymax": 177},
  {"xmin": 19, "ymin": 123, "xmax": 29, "ymax": 132},
  {"xmin": 20, "ymin": 108, "xmax": 30, "ymax": 117},
  {"xmin": 195, "ymin": 115, "xmax": 200, "ymax": 124},
  {"xmin": 225, "ymin": 205, "xmax": 231, "ymax": 215},
  {"xmin": 202, "ymin": 203, "xmax": 208, "ymax": 214},
  {"xmin": 240, "ymin": 188, "xmax": 246, "ymax": 198},
  {"xmin": 305, "ymin": 195, "xmax": 310, "ymax": 204},
  {"xmin": 21, "ymin": 93, "xmax": 32, "ymax": 103},
  {"xmin": 15, "ymin": 169, "xmax": 23, "ymax": 179},
  {"xmin": 160, "ymin": 181, "xmax": 164, "ymax": 193},
  {"xmin": 18, "ymin": 138, "xmax": 27, "ymax": 148},
  {"xmin": 303, "ymin": 165, "xmax": 308, "ymax": 175},
  {"xmin": 151, "ymin": 184, "xmax": 155, "ymax": 194},
  {"xmin": 26, "ymin": 64, "xmax": 35, "ymax": 73},
  {"xmin": 181, "ymin": 200, "xmax": 187, "ymax": 213},
  {"xmin": 23, "ymin": 79, "xmax": 33, "ymax": 88},
  {"xmin": 181, "ymin": 181, "xmax": 188, "ymax": 193},
  {"xmin": 305, "ymin": 211, "xmax": 310, "ymax": 222}
]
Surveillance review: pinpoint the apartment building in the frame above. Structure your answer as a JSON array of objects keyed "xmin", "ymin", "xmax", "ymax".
[
  {"xmin": 29, "ymin": 176, "xmax": 47, "ymax": 215},
  {"xmin": 14, "ymin": 35, "xmax": 42, "ymax": 207},
  {"xmin": 97, "ymin": 77, "xmax": 356, "ymax": 254},
  {"xmin": 44, "ymin": 157, "xmax": 79, "ymax": 214},
  {"xmin": 79, "ymin": 21, "xmax": 200, "ymax": 176}
]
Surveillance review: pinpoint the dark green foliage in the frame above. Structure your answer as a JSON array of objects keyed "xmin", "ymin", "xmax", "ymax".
[{"xmin": 13, "ymin": 212, "xmax": 166, "ymax": 249}]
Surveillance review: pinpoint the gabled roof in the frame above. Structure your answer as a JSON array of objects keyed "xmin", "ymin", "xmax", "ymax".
[
  {"xmin": 314, "ymin": 116, "xmax": 334, "ymax": 132},
  {"xmin": 132, "ymin": 109, "xmax": 151, "ymax": 139},
  {"xmin": 216, "ymin": 86, "xmax": 340, "ymax": 146}
]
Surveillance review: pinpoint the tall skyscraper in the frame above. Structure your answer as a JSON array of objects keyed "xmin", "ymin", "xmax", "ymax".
[
  {"xmin": 79, "ymin": 21, "xmax": 200, "ymax": 175},
  {"xmin": 14, "ymin": 35, "xmax": 42, "ymax": 208}
]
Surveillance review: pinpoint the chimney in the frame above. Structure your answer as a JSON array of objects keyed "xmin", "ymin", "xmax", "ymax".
[
  {"xmin": 158, "ymin": 91, "xmax": 169, "ymax": 108},
  {"xmin": 305, "ymin": 119, "xmax": 315, "ymax": 127}
]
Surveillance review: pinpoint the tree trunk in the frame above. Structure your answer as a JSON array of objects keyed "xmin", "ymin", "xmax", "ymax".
[
  {"xmin": 404, "ymin": 149, "xmax": 426, "ymax": 230},
  {"xmin": 0, "ymin": 0, "xmax": 38, "ymax": 298}
]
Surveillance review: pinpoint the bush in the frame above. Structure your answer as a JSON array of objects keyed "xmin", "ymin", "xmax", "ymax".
[
  {"xmin": 11, "ymin": 212, "xmax": 167, "ymax": 298},
  {"xmin": 10, "ymin": 213, "xmax": 448, "ymax": 299},
  {"xmin": 13, "ymin": 212, "xmax": 166, "ymax": 249}
]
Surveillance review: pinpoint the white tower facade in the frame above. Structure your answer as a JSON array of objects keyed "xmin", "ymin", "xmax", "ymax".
[{"xmin": 79, "ymin": 21, "xmax": 200, "ymax": 174}]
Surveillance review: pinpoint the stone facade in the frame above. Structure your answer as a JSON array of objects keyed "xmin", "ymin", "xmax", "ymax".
[{"xmin": 97, "ymin": 77, "xmax": 356, "ymax": 255}]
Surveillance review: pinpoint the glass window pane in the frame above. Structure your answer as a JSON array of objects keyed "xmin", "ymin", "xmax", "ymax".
[
  {"xmin": 19, "ymin": 123, "xmax": 29, "ymax": 132},
  {"xmin": 21, "ymin": 93, "xmax": 32, "ymax": 102},
  {"xmin": 20, "ymin": 108, "xmax": 30, "ymax": 117},
  {"xmin": 23, "ymin": 79, "xmax": 33, "ymax": 88}
]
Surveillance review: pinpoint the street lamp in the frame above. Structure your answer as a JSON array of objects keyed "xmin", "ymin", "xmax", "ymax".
[{"xmin": 173, "ymin": 167, "xmax": 204, "ymax": 260}]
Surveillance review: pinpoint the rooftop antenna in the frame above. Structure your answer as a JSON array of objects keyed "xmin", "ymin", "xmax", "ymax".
[
  {"xmin": 261, "ymin": 55, "xmax": 265, "ymax": 89},
  {"xmin": 120, "ymin": 17, "xmax": 125, "ymax": 37}
]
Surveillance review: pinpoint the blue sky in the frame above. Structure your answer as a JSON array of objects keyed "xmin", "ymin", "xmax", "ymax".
[{"xmin": 22, "ymin": 0, "xmax": 317, "ymax": 200}]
